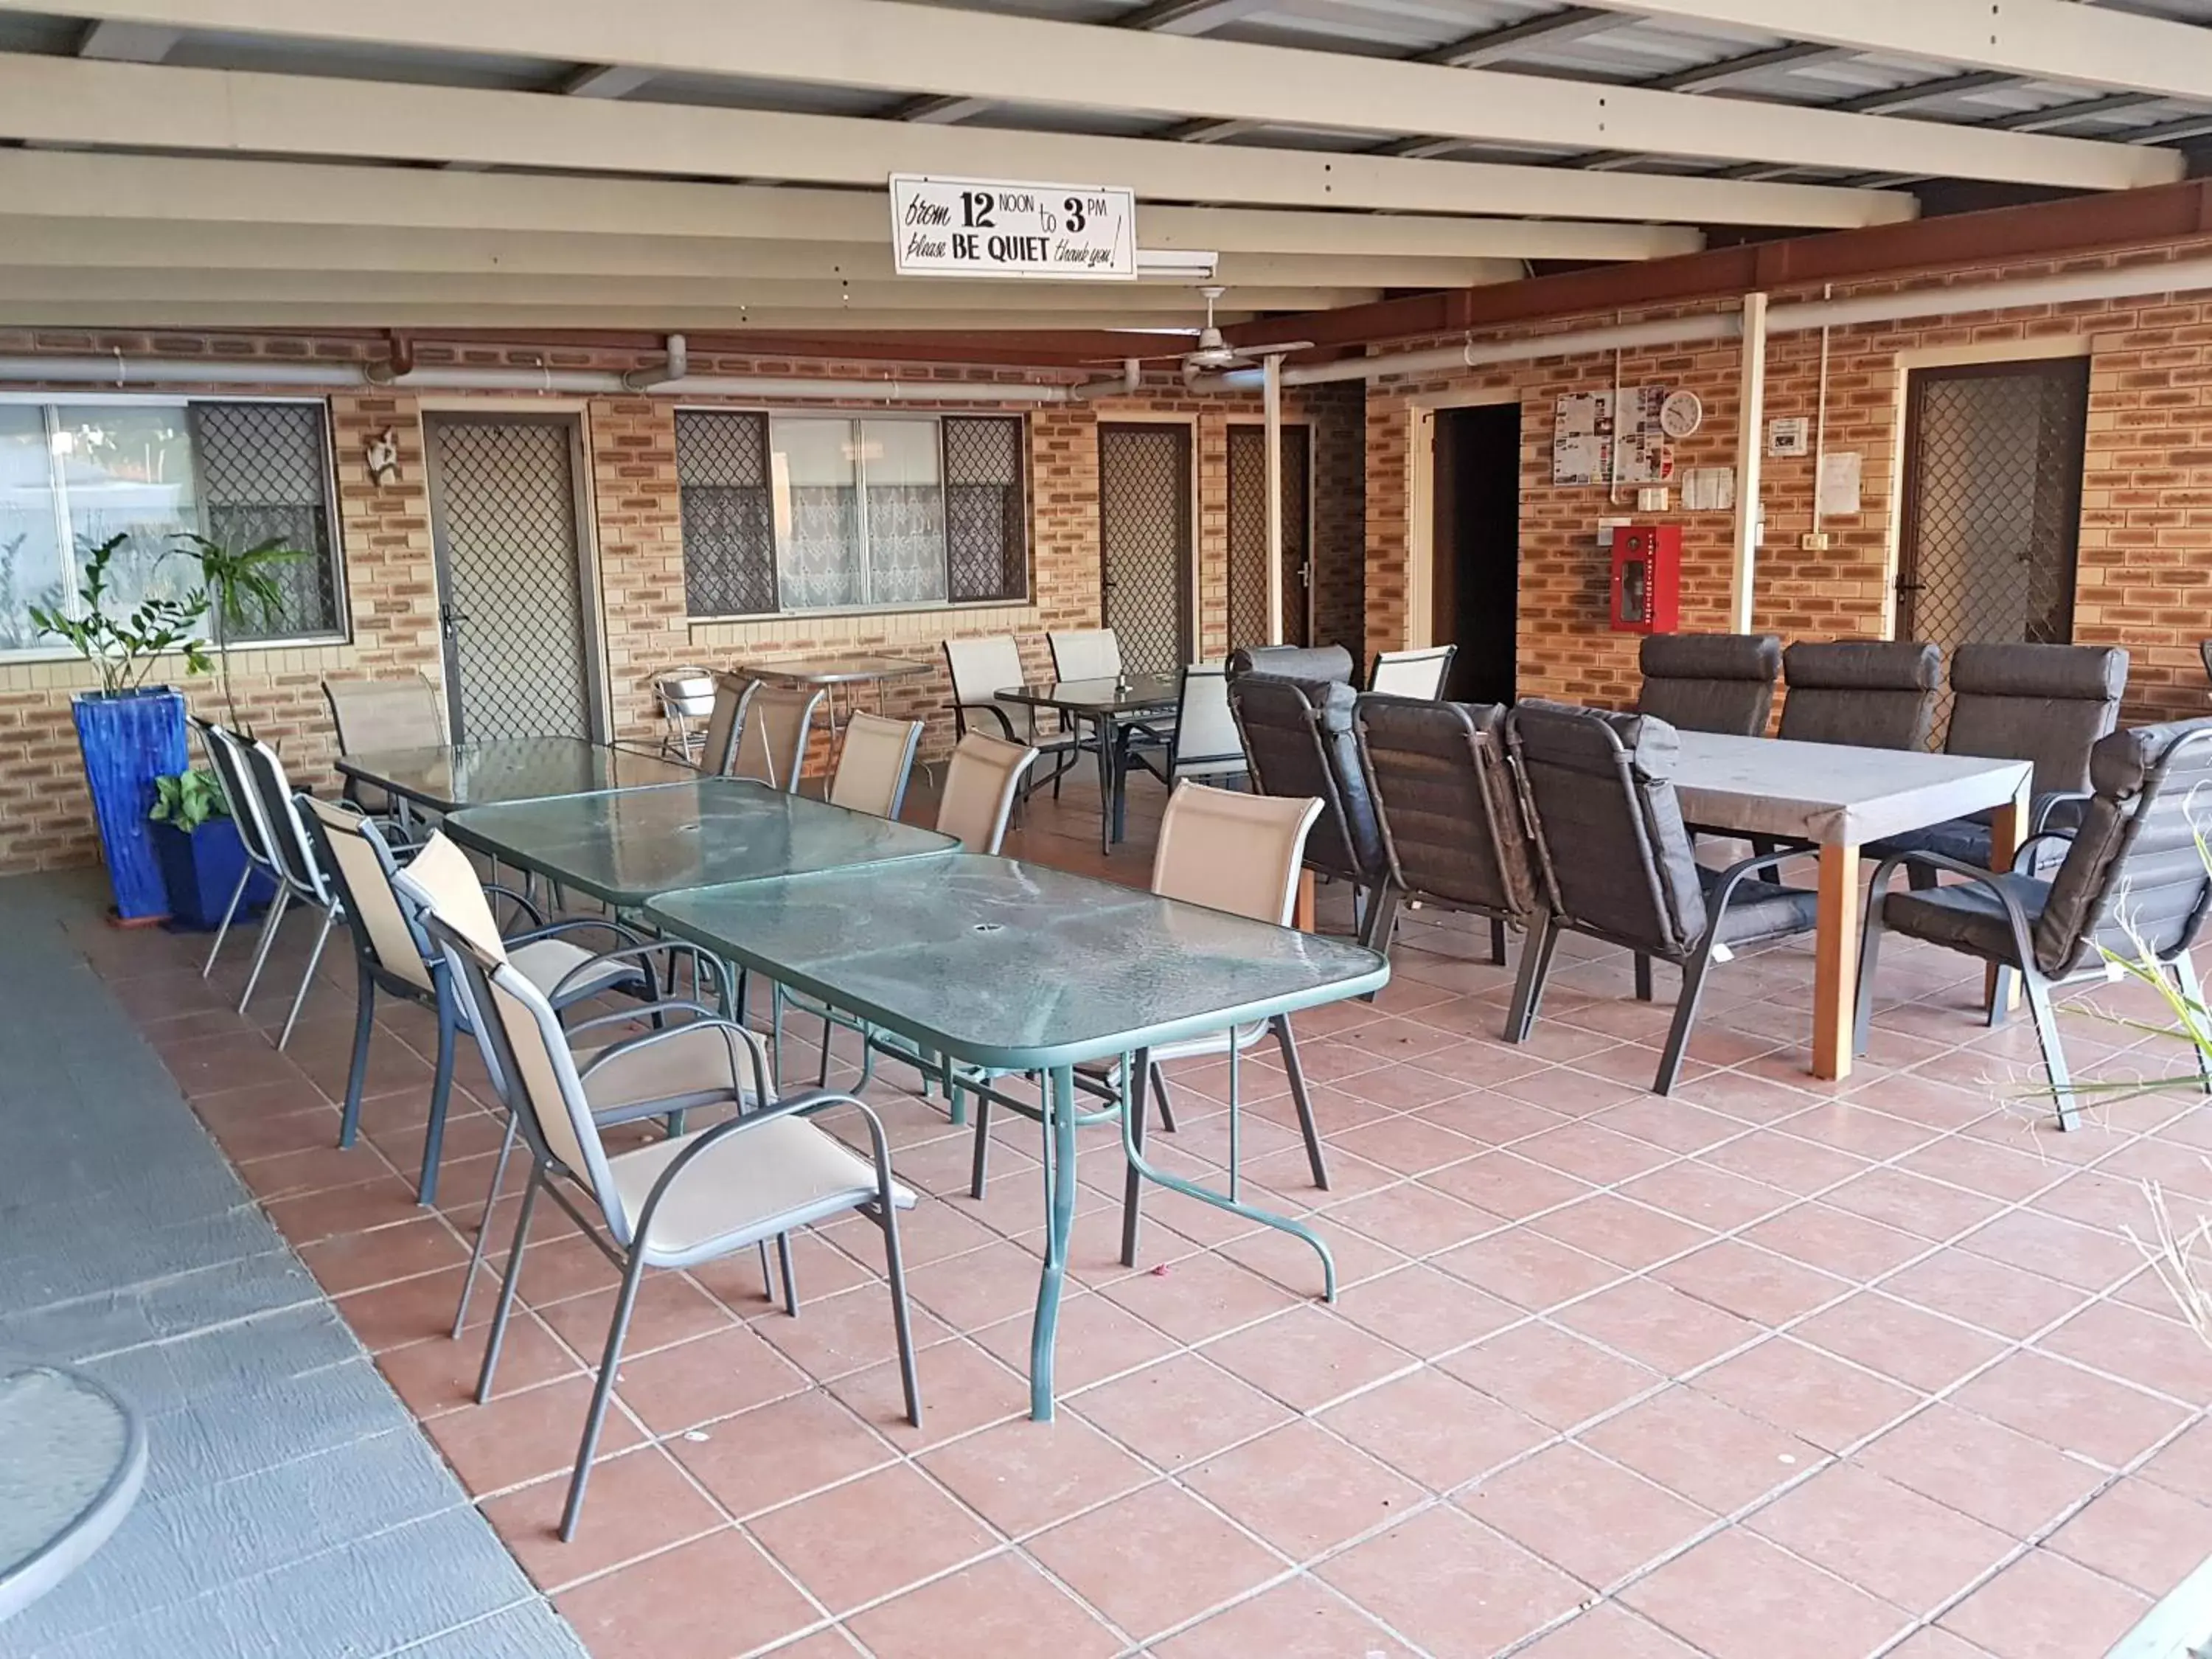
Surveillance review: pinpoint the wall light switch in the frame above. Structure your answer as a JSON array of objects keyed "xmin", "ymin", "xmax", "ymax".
[
  {"xmin": 1799, "ymin": 531, "xmax": 1831, "ymax": 552},
  {"xmin": 1636, "ymin": 487, "xmax": 1669, "ymax": 512}
]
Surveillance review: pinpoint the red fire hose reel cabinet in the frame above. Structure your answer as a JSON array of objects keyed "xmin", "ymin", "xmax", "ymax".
[{"xmin": 1609, "ymin": 523, "xmax": 1681, "ymax": 635}]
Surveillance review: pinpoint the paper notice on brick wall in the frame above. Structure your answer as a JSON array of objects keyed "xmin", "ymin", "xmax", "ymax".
[
  {"xmin": 1683, "ymin": 466, "xmax": 1735, "ymax": 512},
  {"xmin": 1817, "ymin": 451, "xmax": 1863, "ymax": 516}
]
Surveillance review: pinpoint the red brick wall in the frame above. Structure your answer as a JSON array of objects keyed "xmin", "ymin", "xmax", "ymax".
[
  {"xmin": 0, "ymin": 333, "xmax": 1359, "ymax": 871},
  {"xmin": 1361, "ymin": 239, "xmax": 2212, "ymax": 727}
]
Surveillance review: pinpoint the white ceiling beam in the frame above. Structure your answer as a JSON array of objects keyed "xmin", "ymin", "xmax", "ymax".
[
  {"xmin": 77, "ymin": 18, "xmax": 177, "ymax": 59},
  {"xmin": 1561, "ymin": 0, "xmax": 2212, "ymax": 102},
  {"xmin": 0, "ymin": 55, "xmax": 1913, "ymax": 227},
  {"xmin": 0, "ymin": 152, "xmax": 1707, "ymax": 260},
  {"xmin": 1417, "ymin": 8, "xmax": 1628, "ymax": 69},
  {"xmin": 0, "ymin": 268, "xmax": 1372, "ymax": 313},
  {"xmin": 0, "ymin": 2, "xmax": 2170, "ymax": 189},
  {"xmin": 0, "ymin": 218, "xmax": 1520, "ymax": 288}
]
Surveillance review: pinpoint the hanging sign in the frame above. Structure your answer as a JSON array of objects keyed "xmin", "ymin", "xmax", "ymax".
[{"xmin": 890, "ymin": 174, "xmax": 1137, "ymax": 280}]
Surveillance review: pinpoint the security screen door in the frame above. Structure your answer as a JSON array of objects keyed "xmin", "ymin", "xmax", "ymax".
[
  {"xmin": 425, "ymin": 414, "xmax": 600, "ymax": 742},
  {"xmin": 1097, "ymin": 423, "xmax": 1194, "ymax": 675},
  {"xmin": 1226, "ymin": 422, "xmax": 1311, "ymax": 650}
]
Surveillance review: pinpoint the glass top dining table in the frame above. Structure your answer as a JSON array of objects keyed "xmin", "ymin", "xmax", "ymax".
[
  {"xmin": 996, "ymin": 673, "xmax": 1182, "ymax": 855},
  {"xmin": 333, "ymin": 737, "xmax": 699, "ymax": 816},
  {"xmin": 443, "ymin": 778, "xmax": 960, "ymax": 911},
  {"xmin": 646, "ymin": 854, "xmax": 1388, "ymax": 1420}
]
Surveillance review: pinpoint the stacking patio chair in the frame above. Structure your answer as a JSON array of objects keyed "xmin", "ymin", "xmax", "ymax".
[
  {"xmin": 825, "ymin": 712, "xmax": 923, "ymax": 818},
  {"xmin": 942, "ymin": 634, "xmax": 1082, "ymax": 796},
  {"xmin": 734, "ymin": 682, "xmax": 824, "ymax": 792},
  {"xmin": 1635, "ymin": 632, "xmax": 1783, "ymax": 736},
  {"xmin": 298, "ymin": 801, "xmax": 651, "ymax": 1204},
  {"xmin": 1776, "ymin": 640, "xmax": 1943, "ymax": 751},
  {"xmin": 406, "ymin": 873, "xmax": 921, "ymax": 1542},
  {"xmin": 650, "ymin": 665, "xmax": 719, "ymax": 763},
  {"xmin": 1047, "ymin": 627, "xmax": 1122, "ymax": 681},
  {"xmin": 1091, "ymin": 784, "xmax": 1329, "ymax": 1267},
  {"xmin": 1367, "ymin": 645, "xmax": 1457, "ymax": 700},
  {"xmin": 1857, "ymin": 718, "xmax": 2212, "ymax": 1130},
  {"xmin": 1867, "ymin": 641, "xmax": 2128, "ymax": 883},
  {"xmin": 1504, "ymin": 701, "xmax": 1821, "ymax": 1094},
  {"xmin": 191, "ymin": 716, "xmax": 285, "ymax": 981},
  {"xmin": 232, "ymin": 732, "xmax": 352, "ymax": 1048},
  {"xmin": 692, "ymin": 672, "xmax": 757, "ymax": 777},
  {"xmin": 1354, "ymin": 692, "xmax": 1543, "ymax": 967},
  {"xmin": 1227, "ymin": 642, "xmax": 1354, "ymax": 684},
  {"xmin": 324, "ymin": 672, "xmax": 443, "ymax": 813},
  {"xmin": 1155, "ymin": 663, "xmax": 1247, "ymax": 787},
  {"xmin": 1228, "ymin": 671, "xmax": 1399, "ymax": 952}
]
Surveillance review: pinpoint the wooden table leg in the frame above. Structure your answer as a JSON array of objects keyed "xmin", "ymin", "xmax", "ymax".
[
  {"xmin": 1984, "ymin": 773, "xmax": 2033, "ymax": 1015},
  {"xmin": 1812, "ymin": 841, "xmax": 1863, "ymax": 1082},
  {"xmin": 1295, "ymin": 869, "xmax": 1317, "ymax": 933}
]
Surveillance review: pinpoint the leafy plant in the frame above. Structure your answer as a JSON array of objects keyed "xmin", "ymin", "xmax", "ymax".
[
  {"xmin": 171, "ymin": 532, "xmax": 306, "ymax": 734},
  {"xmin": 149, "ymin": 766, "xmax": 229, "ymax": 832},
  {"xmin": 29, "ymin": 533, "xmax": 210, "ymax": 697}
]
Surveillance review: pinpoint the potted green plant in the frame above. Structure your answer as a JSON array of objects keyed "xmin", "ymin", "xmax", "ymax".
[
  {"xmin": 142, "ymin": 532, "xmax": 306, "ymax": 926},
  {"xmin": 147, "ymin": 764, "xmax": 276, "ymax": 932},
  {"xmin": 31, "ymin": 534, "xmax": 210, "ymax": 923}
]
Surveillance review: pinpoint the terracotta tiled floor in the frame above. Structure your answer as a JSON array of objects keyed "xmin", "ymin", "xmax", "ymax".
[{"xmin": 67, "ymin": 779, "xmax": 2212, "ymax": 1658}]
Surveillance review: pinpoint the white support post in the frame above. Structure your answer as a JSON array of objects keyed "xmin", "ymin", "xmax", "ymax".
[
  {"xmin": 1730, "ymin": 291, "xmax": 1767, "ymax": 634},
  {"xmin": 1263, "ymin": 352, "xmax": 1285, "ymax": 646}
]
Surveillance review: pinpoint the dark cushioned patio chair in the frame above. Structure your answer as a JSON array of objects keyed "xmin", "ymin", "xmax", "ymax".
[
  {"xmin": 1778, "ymin": 640, "xmax": 1943, "ymax": 751},
  {"xmin": 1857, "ymin": 717, "xmax": 2212, "ymax": 1130},
  {"xmin": 1353, "ymin": 692, "xmax": 1541, "ymax": 967},
  {"xmin": 1504, "ymin": 700, "xmax": 1821, "ymax": 1094},
  {"xmin": 1227, "ymin": 642, "xmax": 1355, "ymax": 685},
  {"xmin": 1636, "ymin": 633, "xmax": 1782, "ymax": 736}
]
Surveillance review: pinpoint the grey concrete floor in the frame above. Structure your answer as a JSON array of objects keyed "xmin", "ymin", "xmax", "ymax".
[{"xmin": 0, "ymin": 872, "xmax": 585, "ymax": 1659}]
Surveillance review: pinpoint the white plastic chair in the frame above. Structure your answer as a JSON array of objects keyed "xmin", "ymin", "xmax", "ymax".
[{"xmin": 1367, "ymin": 645, "xmax": 1457, "ymax": 700}]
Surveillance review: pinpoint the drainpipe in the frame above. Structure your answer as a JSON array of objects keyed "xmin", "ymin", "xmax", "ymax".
[
  {"xmin": 621, "ymin": 333, "xmax": 688, "ymax": 391},
  {"xmin": 1068, "ymin": 358, "xmax": 1144, "ymax": 403},
  {"xmin": 1731, "ymin": 292, "xmax": 1769, "ymax": 636}
]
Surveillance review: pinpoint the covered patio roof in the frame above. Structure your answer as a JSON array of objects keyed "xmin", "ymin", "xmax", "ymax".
[{"xmin": 0, "ymin": 0, "xmax": 2203, "ymax": 350}]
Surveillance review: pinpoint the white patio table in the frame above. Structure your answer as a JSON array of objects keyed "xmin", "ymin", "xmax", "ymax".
[{"xmin": 1667, "ymin": 731, "xmax": 2034, "ymax": 1081}]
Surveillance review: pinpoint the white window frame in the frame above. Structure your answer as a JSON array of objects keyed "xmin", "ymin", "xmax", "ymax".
[{"xmin": 0, "ymin": 391, "xmax": 350, "ymax": 660}]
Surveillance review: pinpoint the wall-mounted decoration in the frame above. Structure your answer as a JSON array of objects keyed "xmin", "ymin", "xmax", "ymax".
[
  {"xmin": 1659, "ymin": 389, "xmax": 1703, "ymax": 439},
  {"xmin": 1553, "ymin": 386, "xmax": 1672, "ymax": 487},
  {"xmin": 1767, "ymin": 417, "xmax": 1810, "ymax": 458},
  {"xmin": 364, "ymin": 428, "xmax": 402, "ymax": 487},
  {"xmin": 1817, "ymin": 450, "xmax": 1864, "ymax": 516},
  {"xmin": 1683, "ymin": 466, "xmax": 1736, "ymax": 512}
]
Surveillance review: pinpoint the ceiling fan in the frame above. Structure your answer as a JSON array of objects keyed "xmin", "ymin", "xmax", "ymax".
[{"xmin": 1179, "ymin": 285, "xmax": 1312, "ymax": 373}]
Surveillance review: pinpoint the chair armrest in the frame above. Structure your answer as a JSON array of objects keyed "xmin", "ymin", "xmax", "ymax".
[
  {"xmin": 1865, "ymin": 849, "xmax": 2042, "ymax": 964},
  {"xmin": 955, "ymin": 698, "xmax": 1019, "ymax": 741},
  {"xmin": 2009, "ymin": 831, "xmax": 2077, "ymax": 877},
  {"xmin": 2031, "ymin": 790, "xmax": 2090, "ymax": 835},
  {"xmin": 1700, "ymin": 848, "xmax": 1818, "ymax": 939},
  {"xmin": 577, "ymin": 1015, "xmax": 771, "ymax": 1111},
  {"xmin": 565, "ymin": 1000, "xmax": 726, "ymax": 1037},
  {"xmin": 545, "ymin": 938, "xmax": 730, "ymax": 1009},
  {"xmin": 483, "ymin": 883, "xmax": 545, "ymax": 927},
  {"xmin": 624, "ymin": 1087, "xmax": 902, "ymax": 1252}
]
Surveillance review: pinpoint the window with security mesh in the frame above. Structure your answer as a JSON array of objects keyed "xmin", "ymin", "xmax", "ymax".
[
  {"xmin": 676, "ymin": 409, "xmax": 777, "ymax": 616},
  {"xmin": 943, "ymin": 416, "xmax": 1028, "ymax": 603},
  {"xmin": 189, "ymin": 401, "xmax": 343, "ymax": 641}
]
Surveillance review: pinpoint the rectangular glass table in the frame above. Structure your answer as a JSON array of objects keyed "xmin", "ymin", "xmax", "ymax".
[
  {"xmin": 335, "ymin": 737, "xmax": 699, "ymax": 816},
  {"xmin": 443, "ymin": 778, "xmax": 960, "ymax": 911},
  {"xmin": 645, "ymin": 854, "xmax": 1388, "ymax": 1419},
  {"xmin": 1667, "ymin": 731, "xmax": 2034, "ymax": 1082},
  {"xmin": 995, "ymin": 673, "xmax": 1181, "ymax": 855}
]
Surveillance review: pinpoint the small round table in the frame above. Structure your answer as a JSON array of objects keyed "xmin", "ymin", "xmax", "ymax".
[{"xmin": 0, "ymin": 1363, "xmax": 148, "ymax": 1623}]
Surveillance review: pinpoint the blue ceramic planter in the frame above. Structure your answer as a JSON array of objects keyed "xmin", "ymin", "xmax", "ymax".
[
  {"xmin": 153, "ymin": 816, "xmax": 276, "ymax": 931},
  {"xmin": 72, "ymin": 687, "xmax": 187, "ymax": 922}
]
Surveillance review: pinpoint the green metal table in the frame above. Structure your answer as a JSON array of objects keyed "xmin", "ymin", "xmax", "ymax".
[
  {"xmin": 645, "ymin": 854, "xmax": 1389, "ymax": 1419},
  {"xmin": 0, "ymin": 1364, "xmax": 147, "ymax": 1622},
  {"xmin": 335, "ymin": 737, "xmax": 698, "ymax": 816},
  {"xmin": 996, "ymin": 673, "xmax": 1180, "ymax": 855},
  {"xmin": 443, "ymin": 778, "xmax": 960, "ymax": 911}
]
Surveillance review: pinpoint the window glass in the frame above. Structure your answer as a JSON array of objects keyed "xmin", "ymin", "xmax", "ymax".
[
  {"xmin": 0, "ymin": 406, "xmax": 63, "ymax": 650},
  {"xmin": 860, "ymin": 420, "xmax": 946, "ymax": 606},
  {"xmin": 771, "ymin": 417, "xmax": 863, "ymax": 611}
]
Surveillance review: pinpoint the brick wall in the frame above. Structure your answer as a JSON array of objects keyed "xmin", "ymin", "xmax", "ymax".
[
  {"xmin": 0, "ymin": 332, "xmax": 1358, "ymax": 872},
  {"xmin": 1362, "ymin": 238, "xmax": 2212, "ymax": 727}
]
